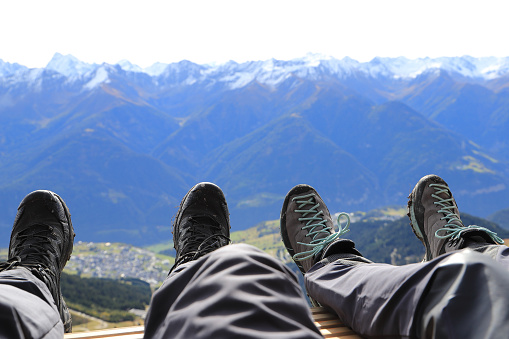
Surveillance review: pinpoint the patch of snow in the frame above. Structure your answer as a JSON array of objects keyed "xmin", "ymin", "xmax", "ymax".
[
  {"xmin": 221, "ymin": 72, "xmax": 255, "ymax": 89},
  {"xmin": 83, "ymin": 67, "xmax": 110, "ymax": 90},
  {"xmin": 477, "ymin": 57, "xmax": 509, "ymax": 79},
  {"xmin": 25, "ymin": 68, "xmax": 44, "ymax": 91},
  {"xmin": 27, "ymin": 68, "xmax": 44, "ymax": 82},
  {"xmin": 183, "ymin": 76, "xmax": 197, "ymax": 86}
]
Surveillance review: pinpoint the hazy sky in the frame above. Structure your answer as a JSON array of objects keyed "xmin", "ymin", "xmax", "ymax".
[{"xmin": 1, "ymin": 0, "xmax": 509, "ymax": 68}]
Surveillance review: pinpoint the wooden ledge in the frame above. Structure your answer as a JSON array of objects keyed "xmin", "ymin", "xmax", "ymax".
[
  {"xmin": 64, "ymin": 326, "xmax": 144, "ymax": 339},
  {"xmin": 311, "ymin": 307, "xmax": 362, "ymax": 338},
  {"xmin": 64, "ymin": 307, "xmax": 361, "ymax": 339}
]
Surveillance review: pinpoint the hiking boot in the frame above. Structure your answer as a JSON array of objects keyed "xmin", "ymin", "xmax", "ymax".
[
  {"xmin": 170, "ymin": 182, "xmax": 231, "ymax": 273},
  {"xmin": 408, "ymin": 174, "xmax": 503, "ymax": 261},
  {"xmin": 0, "ymin": 190, "xmax": 75, "ymax": 332},
  {"xmin": 280, "ymin": 184, "xmax": 353, "ymax": 275}
]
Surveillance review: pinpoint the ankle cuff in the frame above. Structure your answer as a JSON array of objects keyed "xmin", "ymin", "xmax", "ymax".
[
  {"xmin": 320, "ymin": 239, "xmax": 363, "ymax": 260},
  {"xmin": 319, "ymin": 253, "xmax": 373, "ymax": 266}
]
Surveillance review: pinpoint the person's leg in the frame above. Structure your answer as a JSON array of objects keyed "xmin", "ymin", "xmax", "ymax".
[
  {"xmin": 280, "ymin": 178, "xmax": 509, "ymax": 339},
  {"xmin": 306, "ymin": 248, "xmax": 509, "ymax": 339},
  {"xmin": 0, "ymin": 268, "xmax": 64, "ymax": 338},
  {"xmin": 144, "ymin": 182, "xmax": 322, "ymax": 339},
  {"xmin": 145, "ymin": 244, "xmax": 322, "ymax": 339},
  {"xmin": 0, "ymin": 190, "xmax": 75, "ymax": 336}
]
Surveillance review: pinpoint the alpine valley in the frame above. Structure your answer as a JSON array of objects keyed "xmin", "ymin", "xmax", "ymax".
[{"xmin": 1, "ymin": 53, "xmax": 509, "ymax": 246}]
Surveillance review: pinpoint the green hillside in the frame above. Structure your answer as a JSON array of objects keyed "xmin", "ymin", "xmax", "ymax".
[
  {"xmin": 230, "ymin": 220, "xmax": 289, "ymax": 261},
  {"xmin": 62, "ymin": 273, "xmax": 151, "ymax": 323},
  {"xmin": 489, "ymin": 207, "xmax": 509, "ymax": 230}
]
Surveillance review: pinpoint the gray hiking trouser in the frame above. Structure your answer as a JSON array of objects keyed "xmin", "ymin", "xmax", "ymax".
[
  {"xmin": 0, "ymin": 267, "xmax": 64, "ymax": 339},
  {"xmin": 306, "ymin": 245, "xmax": 509, "ymax": 339},
  {"xmin": 144, "ymin": 243, "xmax": 323, "ymax": 339},
  {"xmin": 1, "ymin": 243, "xmax": 506, "ymax": 339}
]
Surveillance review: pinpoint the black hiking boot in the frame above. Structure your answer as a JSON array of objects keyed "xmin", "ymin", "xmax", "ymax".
[
  {"xmin": 280, "ymin": 184, "xmax": 355, "ymax": 275},
  {"xmin": 408, "ymin": 174, "xmax": 503, "ymax": 261},
  {"xmin": 0, "ymin": 190, "xmax": 75, "ymax": 332},
  {"xmin": 170, "ymin": 182, "xmax": 231, "ymax": 273}
]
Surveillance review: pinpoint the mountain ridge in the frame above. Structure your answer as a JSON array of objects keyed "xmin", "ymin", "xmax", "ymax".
[
  {"xmin": 3, "ymin": 54, "xmax": 509, "ymax": 88},
  {"xmin": 1, "ymin": 54, "xmax": 509, "ymax": 246}
]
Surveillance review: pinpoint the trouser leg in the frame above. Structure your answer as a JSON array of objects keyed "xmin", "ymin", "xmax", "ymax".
[
  {"xmin": 144, "ymin": 243, "xmax": 322, "ymax": 339},
  {"xmin": 0, "ymin": 267, "xmax": 64, "ymax": 339},
  {"xmin": 305, "ymin": 246, "xmax": 509, "ymax": 339}
]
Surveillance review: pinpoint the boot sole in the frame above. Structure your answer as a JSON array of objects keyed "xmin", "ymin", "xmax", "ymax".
[
  {"xmin": 280, "ymin": 184, "xmax": 316, "ymax": 276},
  {"xmin": 407, "ymin": 175, "xmax": 442, "ymax": 262}
]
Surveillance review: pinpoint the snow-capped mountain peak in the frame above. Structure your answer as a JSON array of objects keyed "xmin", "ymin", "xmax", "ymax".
[
  {"xmin": 46, "ymin": 53, "xmax": 96, "ymax": 78},
  {"xmin": 117, "ymin": 60, "xmax": 143, "ymax": 73},
  {"xmin": 0, "ymin": 59, "xmax": 28, "ymax": 77}
]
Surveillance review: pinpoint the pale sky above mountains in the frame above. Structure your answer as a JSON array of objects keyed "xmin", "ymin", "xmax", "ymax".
[{"xmin": 1, "ymin": 0, "xmax": 509, "ymax": 68}]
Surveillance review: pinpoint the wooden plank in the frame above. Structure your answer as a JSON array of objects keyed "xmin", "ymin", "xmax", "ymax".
[
  {"xmin": 64, "ymin": 326, "xmax": 144, "ymax": 339},
  {"xmin": 311, "ymin": 306, "xmax": 363, "ymax": 339},
  {"xmin": 64, "ymin": 307, "xmax": 363, "ymax": 339},
  {"xmin": 314, "ymin": 319, "xmax": 344, "ymax": 328}
]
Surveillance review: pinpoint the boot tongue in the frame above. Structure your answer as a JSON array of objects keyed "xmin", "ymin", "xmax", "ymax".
[
  {"xmin": 10, "ymin": 224, "xmax": 60, "ymax": 269},
  {"xmin": 320, "ymin": 239, "xmax": 361, "ymax": 259},
  {"xmin": 444, "ymin": 228, "xmax": 499, "ymax": 254},
  {"xmin": 191, "ymin": 215, "xmax": 219, "ymax": 227},
  {"xmin": 180, "ymin": 215, "xmax": 223, "ymax": 253},
  {"xmin": 460, "ymin": 229, "xmax": 498, "ymax": 247}
]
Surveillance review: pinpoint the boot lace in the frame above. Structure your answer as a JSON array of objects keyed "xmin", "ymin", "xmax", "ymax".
[
  {"xmin": 172, "ymin": 216, "xmax": 230, "ymax": 271},
  {"xmin": 0, "ymin": 257, "xmax": 22, "ymax": 272},
  {"xmin": 430, "ymin": 183, "xmax": 503, "ymax": 244},
  {"xmin": 1, "ymin": 224, "xmax": 60, "ymax": 273},
  {"xmin": 292, "ymin": 193, "xmax": 350, "ymax": 261}
]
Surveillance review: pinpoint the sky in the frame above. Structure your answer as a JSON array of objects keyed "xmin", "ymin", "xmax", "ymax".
[{"xmin": 1, "ymin": 0, "xmax": 509, "ymax": 68}]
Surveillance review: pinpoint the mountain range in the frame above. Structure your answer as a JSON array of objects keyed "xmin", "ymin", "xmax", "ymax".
[{"xmin": 1, "ymin": 53, "xmax": 509, "ymax": 246}]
